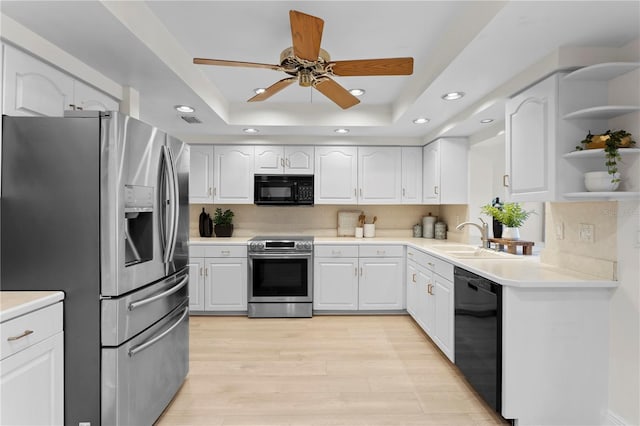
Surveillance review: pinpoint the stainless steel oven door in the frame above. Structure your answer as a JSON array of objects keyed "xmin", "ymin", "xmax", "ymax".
[{"xmin": 248, "ymin": 252, "xmax": 312, "ymax": 303}]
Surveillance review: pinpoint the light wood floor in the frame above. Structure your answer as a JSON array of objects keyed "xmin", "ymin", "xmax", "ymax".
[{"xmin": 156, "ymin": 315, "xmax": 509, "ymax": 426}]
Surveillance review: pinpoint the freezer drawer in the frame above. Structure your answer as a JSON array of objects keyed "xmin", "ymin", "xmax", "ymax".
[
  {"xmin": 101, "ymin": 300, "xmax": 189, "ymax": 426},
  {"xmin": 101, "ymin": 268, "xmax": 189, "ymax": 346}
]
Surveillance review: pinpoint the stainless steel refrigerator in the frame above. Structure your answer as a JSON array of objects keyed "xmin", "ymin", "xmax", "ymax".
[{"xmin": 1, "ymin": 111, "xmax": 190, "ymax": 425}]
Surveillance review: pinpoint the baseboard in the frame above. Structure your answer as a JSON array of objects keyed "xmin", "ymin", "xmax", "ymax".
[{"xmin": 606, "ymin": 410, "xmax": 629, "ymax": 426}]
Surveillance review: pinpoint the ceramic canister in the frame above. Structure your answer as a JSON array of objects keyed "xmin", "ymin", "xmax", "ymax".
[
  {"xmin": 434, "ymin": 221, "xmax": 447, "ymax": 240},
  {"xmin": 422, "ymin": 215, "xmax": 437, "ymax": 238}
]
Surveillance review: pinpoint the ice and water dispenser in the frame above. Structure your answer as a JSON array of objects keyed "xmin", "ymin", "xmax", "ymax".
[{"xmin": 124, "ymin": 185, "xmax": 154, "ymax": 266}]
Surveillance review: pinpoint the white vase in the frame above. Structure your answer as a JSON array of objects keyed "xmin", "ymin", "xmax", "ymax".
[{"xmin": 502, "ymin": 227, "xmax": 520, "ymax": 240}]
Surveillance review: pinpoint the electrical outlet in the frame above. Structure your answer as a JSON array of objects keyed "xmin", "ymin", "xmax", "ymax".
[
  {"xmin": 555, "ymin": 222, "xmax": 564, "ymax": 240},
  {"xmin": 579, "ymin": 223, "xmax": 595, "ymax": 243}
]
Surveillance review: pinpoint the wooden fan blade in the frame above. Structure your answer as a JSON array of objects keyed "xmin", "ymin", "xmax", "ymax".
[
  {"xmin": 248, "ymin": 77, "xmax": 297, "ymax": 102},
  {"xmin": 330, "ymin": 58, "xmax": 414, "ymax": 76},
  {"xmin": 289, "ymin": 10, "xmax": 324, "ymax": 62},
  {"xmin": 194, "ymin": 58, "xmax": 282, "ymax": 71},
  {"xmin": 314, "ymin": 78, "xmax": 360, "ymax": 109}
]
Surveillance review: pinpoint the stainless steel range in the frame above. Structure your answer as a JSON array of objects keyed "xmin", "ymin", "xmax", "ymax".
[{"xmin": 247, "ymin": 236, "xmax": 314, "ymax": 318}]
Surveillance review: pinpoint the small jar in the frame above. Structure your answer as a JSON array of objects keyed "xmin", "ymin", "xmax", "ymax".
[
  {"xmin": 413, "ymin": 224, "xmax": 422, "ymax": 238},
  {"xmin": 434, "ymin": 221, "xmax": 447, "ymax": 240}
]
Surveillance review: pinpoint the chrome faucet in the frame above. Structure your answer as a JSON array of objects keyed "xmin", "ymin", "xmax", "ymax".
[{"xmin": 456, "ymin": 218, "xmax": 490, "ymax": 248}]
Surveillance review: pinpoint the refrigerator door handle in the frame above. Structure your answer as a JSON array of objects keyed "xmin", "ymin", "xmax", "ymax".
[
  {"xmin": 161, "ymin": 146, "xmax": 179, "ymax": 264},
  {"xmin": 128, "ymin": 306, "xmax": 188, "ymax": 357},
  {"xmin": 128, "ymin": 275, "xmax": 188, "ymax": 311}
]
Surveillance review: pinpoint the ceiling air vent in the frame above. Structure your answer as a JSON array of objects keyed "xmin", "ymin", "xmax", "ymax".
[{"xmin": 180, "ymin": 115, "xmax": 202, "ymax": 124}]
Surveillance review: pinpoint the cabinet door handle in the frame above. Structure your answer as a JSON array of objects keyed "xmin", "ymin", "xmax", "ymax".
[
  {"xmin": 503, "ymin": 174, "xmax": 510, "ymax": 187},
  {"xmin": 355, "ymin": 267, "xmax": 358, "ymax": 276},
  {"xmin": 204, "ymin": 268, "xmax": 208, "ymax": 277},
  {"xmin": 199, "ymin": 267, "xmax": 203, "ymax": 276},
  {"xmin": 281, "ymin": 158, "xmax": 285, "ymax": 167},
  {"xmin": 360, "ymin": 267, "xmax": 363, "ymax": 276},
  {"xmin": 213, "ymin": 187, "xmax": 217, "ymax": 196},
  {"xmin": 208, "ymin": 187, "xmax": 212, "ymax": 196},
  {"xmin": 434, "ymin": 186, "xmax": 438, "ymax": 195},
  {"xmin": 354, "ymin": 188, "xmax": 357, "ymax": 197},
  {"xmin": 427, "ymin": 283, "xmax": 433, "ymax": 295},
  {"xmin": 408, "ymin": 252, "xmax": 414, "ymax": 257},
  {"xmin": 412, "ymin": 273, "xmax": 416, "ymax": 283},
  {"xmin": 359, "ymin": 188, "xmax": 363, "ymax": 197},
  {"xmin": 402, "ymin": 188, "xmax": 406, "ymax": 196},
  {"xmin": 286, "ymin": 158, "xmax": 291, "ymax": 168},
  {"xmin": 7, "ymin": 330, "xmax": 34, "ymax": 341}
]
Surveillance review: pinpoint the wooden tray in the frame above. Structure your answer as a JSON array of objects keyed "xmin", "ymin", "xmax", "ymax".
[{"xmin": 489, "ymin": 238, "xmax": 535, "ymax": 255}]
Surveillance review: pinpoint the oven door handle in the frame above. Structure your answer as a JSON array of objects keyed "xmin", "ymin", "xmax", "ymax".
[
  {"xmin": 248, "ymin": 252, "xmax": 312, "ymax": 259},
  {"xmin": 128, "ymin": 306, "xmax": 188, "ymax": 357},
  {"xmin": 128, "ymin": 275, "xmax": 188, "ymax": 311}
]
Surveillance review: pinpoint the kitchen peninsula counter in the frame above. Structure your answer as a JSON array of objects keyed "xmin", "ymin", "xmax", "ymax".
[
  {"xmin": 190, "ymin": 236, "xmax": 617, "ymax": 288},
  {"xmin": 0, "ymin": 291, "xmax": 64, "ymax": 323}
]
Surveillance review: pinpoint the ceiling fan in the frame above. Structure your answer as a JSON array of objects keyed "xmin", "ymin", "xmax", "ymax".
[{"xmin": 193, "ymin": 10, "xmax": 414, "ymax": 109}]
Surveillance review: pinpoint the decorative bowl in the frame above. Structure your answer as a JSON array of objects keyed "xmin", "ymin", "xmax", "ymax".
[{"xmin": 584, "ymin": 171, "xmax": 620, "ymax": 192}]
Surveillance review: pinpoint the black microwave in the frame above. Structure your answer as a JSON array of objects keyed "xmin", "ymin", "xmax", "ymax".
[{"xmin": 254, "ymin": 175, "xmax": 314, "ymax": 205}]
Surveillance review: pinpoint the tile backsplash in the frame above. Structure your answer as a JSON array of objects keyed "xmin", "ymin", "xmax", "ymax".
[
  {"xmin": 190, "ymin": 204, "xmax": 443, "ymax": 238},
  {"xmin": 541, "ymin": 201, "xmax": 618, "ymax": 279}
]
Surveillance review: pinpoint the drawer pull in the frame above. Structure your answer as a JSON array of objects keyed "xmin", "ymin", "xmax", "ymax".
[
  {"xmin": 412, "ymin": 273, "xmax": 417, "ymax": 283},
  {"xmin": 332, "ymin": 250, "xmax": 342, "ymax": 256},
  {"xmin": 408, "ymin": 252, "xmax": 414, "ymax": 257},
  {"xmin": 503, "ymin": 174, "xmax": 510, "ymax": 187},
  {"xmin": 377, "ymin": 250, "xmax": 385, "ymax": 255},
  {"xmin": 220, "ymin": 250, "xmax": 231, "ymax": 256},
  {"xmin": 7, "ymin": 330, "xmax": 34, "ymax": 341},
  {"xmin": 427, "ymin": 262, "xmax": 435, "ymax": 268},
  {"xmin": 129, "ymin": 275, "xmax": 188, "ymax": 310},
  {"xmin": 128, "ymin": 307, "xmax": 188, "ymax": 357}
]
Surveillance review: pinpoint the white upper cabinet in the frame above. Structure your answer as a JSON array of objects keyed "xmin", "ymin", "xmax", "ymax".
[
  {"xmin": 422, "ymin": 138, "xmax": 468, "ymax": 204},
  {"xmin": 189, "ymin": 145, "xmax": 214, "ymax": 203},
  {"xmin": 2, "ymin": 44, "xmax": 118, "ymax": 117},
  {"xmin": 72, "ymin": 80, "xmax": 119, "ymax": 112},
  {"xmin": 213, "ymin": 145, "xmax": 255, "ymax": 204},
  {"xmin": 401, "ymin": 147, "xmax": 423, "ymax": 204},
  {"xmin": 3, "ymin": 44, "xmax": 73, "ymax": 117},
  {"xmin": 315, "ymin": 146, "xmax": 358, "ymax": 204},
  {"xmin": 505, "ymin": 73, "xmax": 559, "ymax": 201},
  {"xmin": 254, "ymin": 145, "xmax": 314, "ymax": 174},
  {"xmin": 358, "ymin": 147, "xmax": 402, "ymax": 204}
]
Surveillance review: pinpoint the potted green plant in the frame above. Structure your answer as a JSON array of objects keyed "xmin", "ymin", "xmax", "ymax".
[
  {"xmin": 213, "ymin": 208, "xmax": 234, "ymax": 237},
  {"xmin": 576, "ymin": 129, "xmax": 636, "ymax": 184},
  {"xmin": 481, "ymin": 202, "xmax": 534, "ymax": 240}
]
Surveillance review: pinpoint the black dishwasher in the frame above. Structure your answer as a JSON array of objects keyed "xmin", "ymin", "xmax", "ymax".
[{"xmin": 454, "ymin": 266, "xmax": 502, "ymax": 413}]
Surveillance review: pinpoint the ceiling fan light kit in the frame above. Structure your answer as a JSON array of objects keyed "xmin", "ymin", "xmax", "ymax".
[{"xmin": 193, "ymin": 10, "xmax": 413, "ymax": 110}]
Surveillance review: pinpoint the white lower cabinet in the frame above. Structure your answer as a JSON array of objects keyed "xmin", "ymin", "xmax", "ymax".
[
  {"xmin": 314, "ymin": 245, "xmax": 404, "ymax": 311},
  {"xmin": 405, "ymin": 247, "xmax": 454, "ymax": 361},
  {"xmin": 189, "ymin": 245, "xmax": 248, "ymax": 312},
  {"xmin": 358, "ymin": 257, "xmax": 404, "ymax": 310},
  {"xmin": 0, "ymin": 300, "xmax": 64, "ymax": 426}
]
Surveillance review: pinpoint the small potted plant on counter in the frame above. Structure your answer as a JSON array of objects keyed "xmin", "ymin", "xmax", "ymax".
[
  {"xmin": 576, "ymin": 129, "xmax": 636, "ymax": 188},
  {"xmin": 213, "ymin": 208, "xmax": 234, "ymax": 237},
  {"xmin": 481, "ymin": 202, "xmax": 534, "ymax": 240}
]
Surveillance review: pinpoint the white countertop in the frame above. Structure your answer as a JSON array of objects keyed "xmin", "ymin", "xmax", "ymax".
[
  {"xmin": 189, "ymin": 236, "xmax": 617, "ymax": 289},
  {"xmin": 0, "ymin": 291, "xmax": 65, "ymax": 323}
]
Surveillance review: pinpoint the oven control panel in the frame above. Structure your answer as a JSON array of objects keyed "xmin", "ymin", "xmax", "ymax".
[{"xmin": 248, "ymin": 238, "xmax": 313, "ymax": 253}]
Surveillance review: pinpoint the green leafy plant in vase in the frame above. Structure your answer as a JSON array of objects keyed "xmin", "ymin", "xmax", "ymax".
[
  {"xmin": 576, "ymin": 129, "xmax": 636, "ymax": 184},
  {"xmin": 481, "ymin": 202, "xmax": 534, "ymax": 240},
  {"xmin": 213, "ymin": 208, "xmax": 234, "ymax": 237}
]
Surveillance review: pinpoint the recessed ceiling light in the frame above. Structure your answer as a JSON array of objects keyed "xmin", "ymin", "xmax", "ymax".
[
  {"xmin": 480, "ymin": 119, "xmax": 494, "ymax": 124},
  {"xmin": 334, "ymin": 128, "xmax": 350, "ymax": 134},
  {"xmin": 441, "ymin": 92, "xmax": 465, "ymax": 101},
  {"xmin": 349, "ymin": 88, "xmax": 365, "ymax": 97},
  {"xmin": 243, "ymin": 128, "xmax": 259, "ymax": 134},
  {"xmin": 254, "ymin": 88, "xmax": 266, "ymax": 95},
  {"xmin": 175, "ymin": 105, "xmax": 195, "ymax": 113},
  {"xmin": 412, "ymin": 117, "xmax": 430, "ymax": 124}
]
